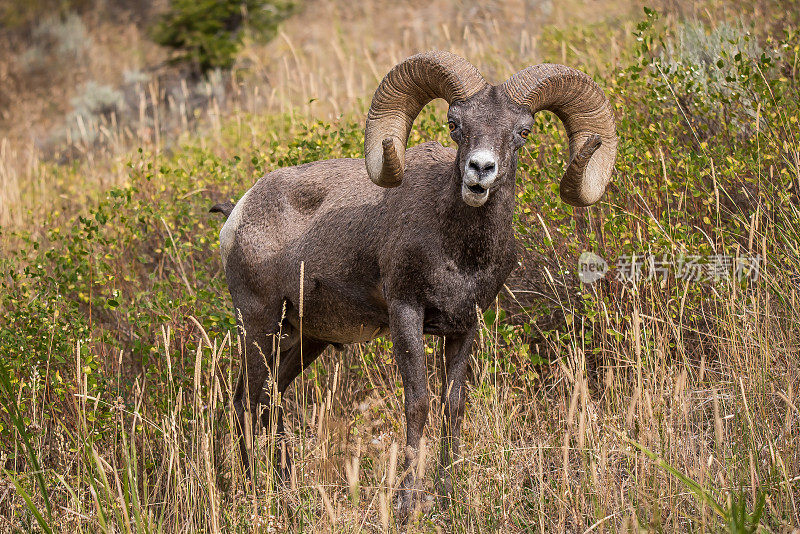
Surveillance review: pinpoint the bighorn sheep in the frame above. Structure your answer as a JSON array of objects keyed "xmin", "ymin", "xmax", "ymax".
[{"xmin": 212, "ymin": 50, "xmax": 616, "ymax": 517}]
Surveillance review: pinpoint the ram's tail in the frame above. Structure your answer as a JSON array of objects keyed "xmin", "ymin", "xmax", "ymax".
[{"xmin": 209, "ymin": 201, "xmax": 236, "ymax": 218}]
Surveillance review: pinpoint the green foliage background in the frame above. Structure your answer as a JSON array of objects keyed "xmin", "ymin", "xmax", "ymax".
[{"xmin": 151, "ymin": 0, "xmax": 295, "ymax": 73}]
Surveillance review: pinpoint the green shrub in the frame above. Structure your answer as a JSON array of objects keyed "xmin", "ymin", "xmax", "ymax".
[{"xmin": 151, "ymin": 0, "xmax": 295, "ymax": 73}]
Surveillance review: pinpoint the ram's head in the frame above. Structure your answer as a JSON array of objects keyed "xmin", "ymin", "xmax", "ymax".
[{"xmin": 364, "ymin": 51, "xmax": 618, "ymax": 208}]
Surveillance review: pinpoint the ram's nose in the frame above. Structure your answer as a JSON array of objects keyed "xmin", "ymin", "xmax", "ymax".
[{"xmin": 464, "ymin": 150, "xmax": 498, "ymax": 185}]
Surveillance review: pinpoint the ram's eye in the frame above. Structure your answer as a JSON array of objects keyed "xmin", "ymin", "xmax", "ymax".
[
  {"xmin": 520, "ymin": 128, "xmax": 531, "ymax": 139},
  {"xmin": 448, "ymin": 120, "xmax": 457, "ymax": 133}
]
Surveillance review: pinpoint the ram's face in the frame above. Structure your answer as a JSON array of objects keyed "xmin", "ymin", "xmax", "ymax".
[{"xmin": 447, "ymin": 86, "xmax": 534, "ymax": 207}]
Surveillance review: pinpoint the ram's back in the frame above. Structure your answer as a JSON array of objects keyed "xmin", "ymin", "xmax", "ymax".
[{"xmin": 220, "ymin": 158, "xmax": 378, "ymax": 265}]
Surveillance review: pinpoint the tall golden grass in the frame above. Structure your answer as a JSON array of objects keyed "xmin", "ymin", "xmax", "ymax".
[{"xmin": 5, "ymin": 263, "xmax": 797, "ymax": 530}]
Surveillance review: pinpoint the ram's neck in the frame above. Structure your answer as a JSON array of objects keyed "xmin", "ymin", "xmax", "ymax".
[{"xmin": 436, "ymin": 164, "xmax": 516, "ymax": 266}]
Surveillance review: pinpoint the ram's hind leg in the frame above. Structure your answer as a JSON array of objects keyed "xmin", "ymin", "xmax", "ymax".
[
  {"xmin": 259, "ymin": 337, "xmax": 328, "ymax": 484},
  {"xmin": 232, "ymin": 297, "xmax": 284, "ymax": 482}
]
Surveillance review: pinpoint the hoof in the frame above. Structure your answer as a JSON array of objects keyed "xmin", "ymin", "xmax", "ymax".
[{"xmin": 396, "ymin": 492, "xmax": 418, "ymax": 526}]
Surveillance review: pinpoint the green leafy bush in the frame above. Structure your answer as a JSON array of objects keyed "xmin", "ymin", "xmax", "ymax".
[{"xmin": 151, "ymin": 0, "xmax": 295, "ymax": 73}]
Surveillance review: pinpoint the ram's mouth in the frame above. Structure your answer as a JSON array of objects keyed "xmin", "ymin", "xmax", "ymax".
[
  {"xmin": 462, "ymin": 181, "xmax": 490, "ymax": 207},
  {"xmin": 466, "ymin": 183, "xmax": 487, "ymax": 195}
]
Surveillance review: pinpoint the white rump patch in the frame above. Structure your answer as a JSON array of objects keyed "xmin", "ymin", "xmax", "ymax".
[{"xmin": 219, "ymin": 187, "xmax": 252, "ymax": 269}]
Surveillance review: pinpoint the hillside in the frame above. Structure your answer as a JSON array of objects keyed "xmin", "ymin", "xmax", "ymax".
[{"xmin": 1, "ymin": 0, "xmax": 800, "ymax": 532}]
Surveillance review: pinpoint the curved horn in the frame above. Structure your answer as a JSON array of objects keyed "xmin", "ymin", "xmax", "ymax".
[
  {"xmin": 502, "ymin": 64, "xmax": 617, "ymax": 207},
  {"xmin": 365, "ymin": 51, "xmax": 488, "ymax": 187}
]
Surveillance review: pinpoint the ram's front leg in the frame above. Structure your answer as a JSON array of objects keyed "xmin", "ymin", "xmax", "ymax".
[
  {"xmin": 437, "ymin": 323, "xmax": 475, "ymax": 505},
  {"xmin": 389, "ymin": 301, "xmax": 428, "ymax": 522}
]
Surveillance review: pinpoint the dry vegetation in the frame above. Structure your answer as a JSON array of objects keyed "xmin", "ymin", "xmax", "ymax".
[{"xmin": 2, "ymin": 0, "xmax": 800, "ymax": 532}]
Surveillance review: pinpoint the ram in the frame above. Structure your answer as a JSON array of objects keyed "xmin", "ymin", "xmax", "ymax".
[{"xmin": 212, "ymin": 50, "xmax": 617, "ymax": 518}]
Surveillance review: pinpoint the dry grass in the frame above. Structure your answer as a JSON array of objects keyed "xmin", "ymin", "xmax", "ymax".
[
  {"xmin": 6, "ymin": 268, "xmax": 798, "ymax": 531},
  {"xmin": 234, "ymin": 0, "xmax": 639, "ymax": 117}
]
